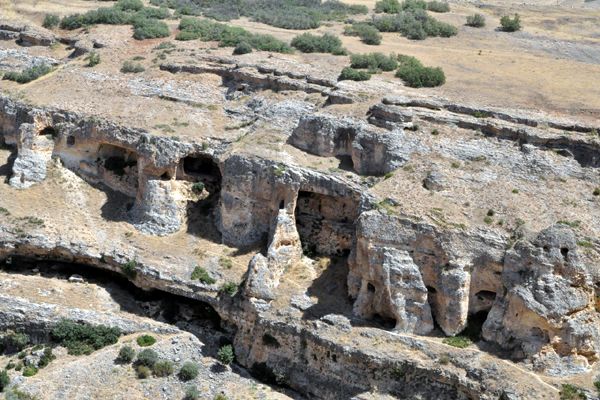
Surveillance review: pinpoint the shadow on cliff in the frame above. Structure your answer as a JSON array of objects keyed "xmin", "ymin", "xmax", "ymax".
[
  {"xmin": 97, "ymin": 183, "xmax": 135, "ymax": 223},
  {"xmin": 0, "ymin": 149, "xmax": 16, "ymax": 184},
  {"xmin": 185, "ymin": 195, "xmax": 222, "ymax": 243},
  {"xmin": 302, "ymin": 256, "xmax": 354, "ymax": 321}
]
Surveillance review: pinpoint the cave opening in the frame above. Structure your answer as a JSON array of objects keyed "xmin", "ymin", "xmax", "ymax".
[
  {"xmin": 293, "ymin": 190, "xmax": 357, "ymax": 257},
  {"xmin": 98, "ymin": 143, "xmax": 138, "ymax": 179},
  {"xmin": 39, "ymin": 126, "xmax": 56, "ymax": 137},
  {"xmin": 179, "ymin": 154, "xmax": 223, "ymax": 241},
  {"xmin": 0, "ymin": 256, "xmax": 222, "ymax": 331}
]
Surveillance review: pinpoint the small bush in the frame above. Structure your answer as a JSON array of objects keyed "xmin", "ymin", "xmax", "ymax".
[
  {"xmin": 593, "ymin": 187, "xmax": 600, "ymax": 196},
  {"xmin": 85, "ymin": 51, "xmax": 101, "ymax": 67},
  {"xmin": 219, "ymin": 257, "xmax": 233, "ymax": 269},
  {"xmin": 0, "ymin": 370, "xmax": 9, "ymax": 392},
  {"xmin": 184, "ymin": 386, "xmax": 200, "ymax": 400},
  {"xmin": 43, "ymin": 14, "xmax": 60, "ymax": 29},
  {"xmin": 3, "ymin": 64, "xmax": 53, "ymax": 84},
  {"xmin": 136, "ymin": 335, "xmax": 156, "ymax": 347},
  {"xmin": 291, "ymin": 33, "xmax": 346, "ymax": 55},
  {"xmin": 219, "ymin": 282, "xmax": 238, "ymax": 297},
  {"xmin": 395, "ymin": 55, "xmax": 445, "ymax": 88},
  {"xmin": 233, "ymin": 41, "xmax": 252, "ymax": 55},
  {"xmin": 560, "ymin": 384, "xmax": 586, "ymax": 400},
  {"xmin": 350, "ymin": 53, "xmax": 397, "ymax": 71},
  {"xmin": 401, "ymin": 0, "xmax": 427, "ymax": 11},
  {"xmin": 442, "ymin": 336, "xmax": 472, "ymax": 348},
  {"xmin": 51, "ymin": 320, "xmax": 121, "ymax": 356},
  {"xmin": 344, "ymin": 23, "xmax": 381, "ymax": 45},
  {"xmin": 500, "ymin": 14, "xmax": 521, "ymax": 32},
  {"xmin": 338, "ymin": 67, "xmax": 371, "ymax": 81},
  {"xmin": 136, "ymin": 349, "xmax": 158, "ymax": 367},
  {"xmin": 136, "ymin": 365, "xmax": 151, "ymax": 379},
  {"xmin": 427, "ymin": 1, "xmax": 450, "ymax": 12},
  {"xmin": 2, "ymin": 332, "xmax": 30, "ymax": 353},
  {"xmin": 120, "ymin": 259, "xmax": 139, "ymax": 279},
  {"xmin": 22, "ymin": 366, "xmax": 38, "ymax": 377},
  {"xmin": 191, "ymin": 266, "xmax": 216, "ymax": 284},
  {"xmin": 116, "ymin": 0, "xmax": 144, "ymax": 11},
  {"xmin": 375, "ymin": 0, "xmax": 401, "ymax": 13},
  {"xmin": 153, "ymin": 360, "xmax": 174, "ymax": 377},
  {"xmin": 179, "ymin": 361, "xmax": 199, "ymax": 381},
  {"xmin": 217, "ymin": 345, "xmax": 234, "ymax": 365},
  {"xmin": 37, "ymin": 347, "xmax": 55, "ymax": 368},
  {"xmin": 117, "ymin": 345, "xmax": 136, "ymax": 363},
  {"xmin": 466, "ymin": 13, "xmax": 485, "ymax": 28},
  {"xmin": 133, "ymin": 18, "xmax": 170, "ymax": 40},
  {"xmin": 191, "ymin": 182, "xmax": 205, "ymax": 193}
]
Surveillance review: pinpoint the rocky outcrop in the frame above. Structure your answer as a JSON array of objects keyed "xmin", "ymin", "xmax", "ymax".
[
  {"xmin": 9, "ymin": 122, "xmax": 54, "ymax": 189},
  {"xmin": 0, "ymin": 19, "xmax": 56, "ymax": 46},
  {"xmin": 370, "ymin": 97, "xmax": 600, "ymax": 168},
  {"xmin": 245, "ymin": 209, "xmax": 303, "ymax": 300},
  {"xmin": 289, "ymin": 114, "xmax": 407, "ymax": 176},
  {"xmin": 483, "ymin": 225, "xmax": 600, "ymax": 374}
]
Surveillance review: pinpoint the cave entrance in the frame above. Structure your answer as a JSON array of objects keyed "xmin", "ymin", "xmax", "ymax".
[
  {"xmin": 39, "ymin": 126, "xmax": 56, "ymax": 137},
  {"xmin": 294, "ymin": 190, "xmax": 357, "ymax": 257},
  {"xmin": 179, "ymin": 154, "xmax": 222, "ymax": 241},
  {"xmin": 98, "ymin": 144, "xmax": 138, "ymax": 179}
]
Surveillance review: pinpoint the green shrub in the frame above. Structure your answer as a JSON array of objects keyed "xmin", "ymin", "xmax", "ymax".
[
  {"xmin": 291, "ymin": 33, "xmax": 346, "ymax": 55},
  {"xmin": 191, "ymin": 182, "xmax": 205, "ymax": 193},
  {"xmin": 136, "ymin": 335, "xmax": 156, "ymax": 347},
  {"xmin": 466, "ymin": 13, "xmax": 485, "ymax": 27},
  {"xmin": 152, "ymin": 0, "xmax": 367, "ymax": 30},
  {"xmin": 184, "ymin": 386, "xmax": 200, "ymax": 400},
  {"xmin": 375, "ymin": 0, "xmax": 401, "ymax": 13},
  {"xmin": 136, "ymin": 365, "xmax": 151, "ymax": 379},
  {"xmin": 51, "ymin": 320, "xmax": 121, "ymax": 355},
  {"xmin": 593, "ymin": 187, "xmax": 600, "ymax": 196},
  {"xmin": 179, "ymin": 361, "xmax": 199, "ymax": 381},
  {"xmin": 3, "ymin": 64, "xmax": 53, "ymax": 84},
  {"xmin": 217, "ymin": 345, "xmax": 234, "ymax": 365},
  {"xmin": 338, "ymin": 67, "xmax": 371, "ymax": 81},
  {"xmin": 395, "ymin": 55, "xmax": 445, "ymax": 87},
  {"xmin": 427, "ymin": 1, "xmax": 450, "ymax": 12},
  {"xmin": 37, "ymin": 347, "xmax": 55, "ymax": 368},
  {"xmin": 176, "ymin": 18, "xmax": 291, "ymax": 53},
  {"xmin": 219, "ymin": 257, "xmax": 233, "ymax": 269},
  {"xmin": 371, "ymin": 9, "xmax": 457, "ymax": 40},
  {"xmin": 136, "ymin": 7, "xmax": 170, "ymax": 19},
  {"xmin": 219, "ymin": 281, "xmax": 238, "ymax": 296},
  {"xmin": 85, "ymin": 51, "xmax": 101, "ymax": 67},
  {"xmin": 401, "ymin": 0, "xmax": 427, "ymax": 10},
  {"xmin": 43, "ymin": 14, "xmax": 60, "ymax": 29},
  {"xmin": 560, "ymin": 384, "xmax": 586, "ymax": 400},
  {"xmin": 350, "ymin": 53, "xmax": 397, "ymax": 71},
  {"xmin": 191, "ymin": 266, "xmax": 216, "ymax": 284},
  {"xmin": 1, "ymin": 332, "xmax": 30, "ymax": 353},
  {"xmin": 233, "ymin": 41, "xmax": 252, "ymax": 55},
  {"xmin": 153, "ymin": 360, "xmax": 174, "ymax": 377},
  {"xmin": 22, "ymin": 366, "xmax": 38, "ymax": 377},
  {"xmin": 136, "ymin": 349, "xmax": 158, "ymax": 367},
  {"xmin": 120, "ymin": 259, "xmax": 139, "ymax": 277},
  {"xmin": 442, "ymin": 336, "xmax": 472, "ymax": 348},
  {"xmin": 344, "ymin": 23, "xmax": 381, "ymax": 45},
  {"xmin": 117, "ymin": 345, "xmax": 136, "ymax": 363},
  {"xmin": 0, "ymin": 370, "xmax": 9, "ymax": 393},
  {"xmin": 500, "ymin": 14, "xmax": 521, "ymax": 32},
  {"xmin": 133, "ymin": 18, "xmax": 170, "ymax": 40},
  {"xmin": 116, "ymin": 0, "xmax": 144, "ymax": 11}
]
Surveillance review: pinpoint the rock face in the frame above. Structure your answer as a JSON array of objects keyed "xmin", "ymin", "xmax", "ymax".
[
  {"xmin": 245, "ymin": 209, "xmax": 303, "ymax": 300},
  {"xmin": 352, "ymin": 247, "xmax": 434, "ymax": 334},
  {"xmin": 483, "ymin": 225, "xmax": 600, "ymax": 372},
  {"xmin": 0, "ymin": 19, "xmax": 56, "ymax": 47},
  {"xmin": 9, "ymin": 123, "xmax": 54, "ymax": 189},
  {"xmin": 289, "ymin": 113, "xmax": 407, "ymax": 176}
]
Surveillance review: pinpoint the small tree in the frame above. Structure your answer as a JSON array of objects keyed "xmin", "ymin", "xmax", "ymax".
[
  {"xmin": 233, "ymin": 42, "xmax": 252, "ymax": 55},
  {"xmin": 500, "ymin": 14, "xmax": 521, "ymax": 32},
  {"xmin": 217, "ymin": 345, "xmax": 234, "ymax": 365},
  {"xmin": 466, "ymin": 14, "xmax": 485, "ymax": 27}
]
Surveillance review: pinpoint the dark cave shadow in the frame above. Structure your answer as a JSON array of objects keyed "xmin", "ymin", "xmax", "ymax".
[
  {"xmin": 185, "ymin": 195, "xmax": 223, "ymax": 243},
  {"xmin": 336, "ymin": 155, "xmax": 354, "ymax": 172},
  {"xmin": 0, "ymin": 149, "xmax": 17, "ymax": 184},
  {"xmin": 301, "ymin": 256, "xmax": 354, "ymax": 321},
  {"xmin": 96, "ymin": 181, "xmax": 135, "ymax": 223}
]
